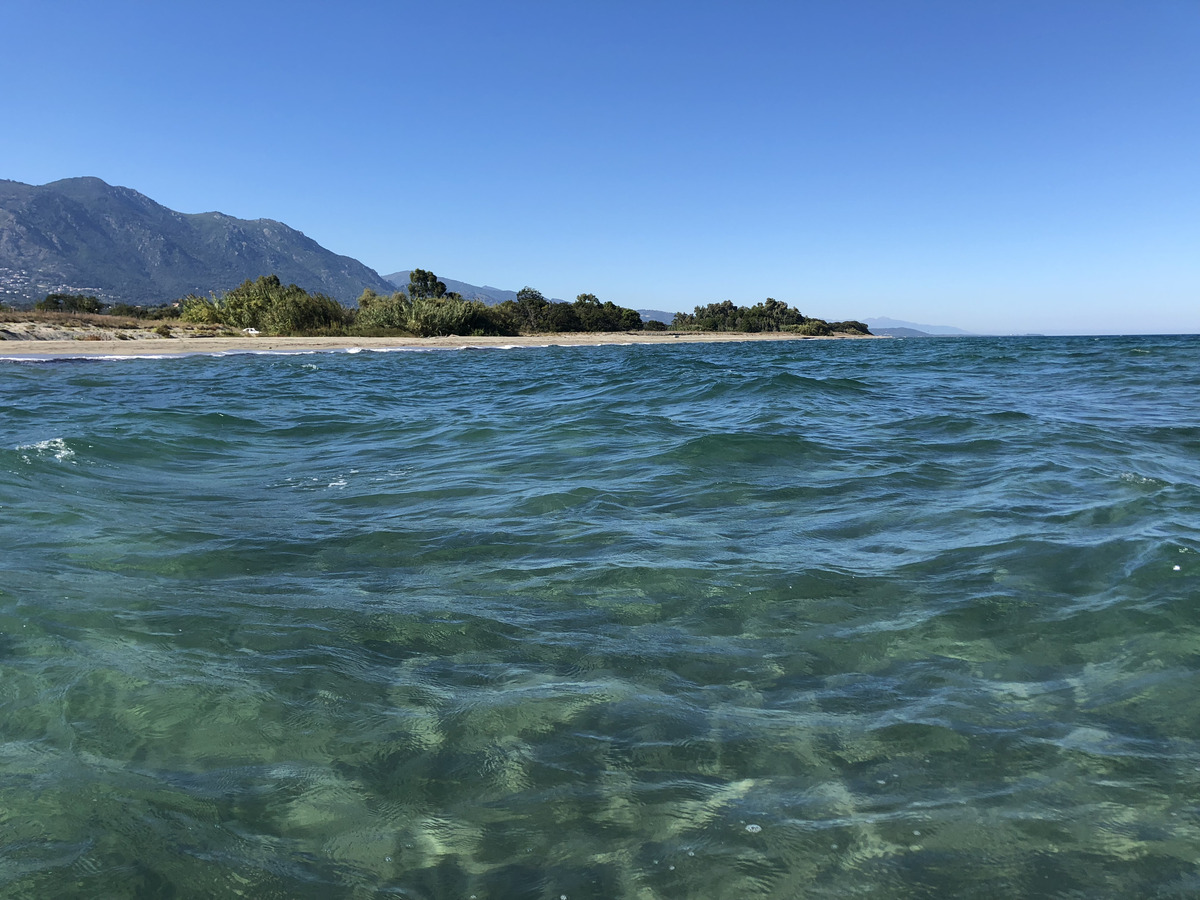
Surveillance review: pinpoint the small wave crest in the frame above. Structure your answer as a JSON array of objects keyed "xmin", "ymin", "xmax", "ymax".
[
  {"xmin": 16, "ymin": 438, "xmax": 76, "ymax": 463},
  {"xmin": 1119, "ymin": 471, "xmax": 1169, "ymax": 488}
]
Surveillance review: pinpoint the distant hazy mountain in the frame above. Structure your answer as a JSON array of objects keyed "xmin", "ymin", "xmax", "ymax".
[
  {"xmin": 865, "ymin": 316, "xmax": 972, "ymax": 336},
  {"xmin": 637, "ymin": 309, "xmax": 675, "ymax": 324},
  {"xmin": 0, "ymin": 177, "xmax": 396, "ymax": 306},
  {"xmin": 871, "ymin": 326, "xmax": 933, "ymax": 337}
]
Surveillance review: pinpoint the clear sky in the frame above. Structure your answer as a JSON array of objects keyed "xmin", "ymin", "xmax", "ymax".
[{"xmin": 2, "ymin": 0, "xmax": 1197, "ymax": 334}]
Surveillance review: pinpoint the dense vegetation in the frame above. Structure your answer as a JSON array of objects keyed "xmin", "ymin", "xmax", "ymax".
[
  {"xmin": 105, "ymin": 303, "xmax": 182, "ymax": 320},
  {"xmin": 353, "ymin": 274, "xmax": 650, "ymax": 337},
  {"xmin": 21, "ymin": 269, "xmax": 870, "ymax": 338},
  {"xmin": 34, "ymin": 293, "xmax": 105, "ymax": 314},
  {"xmin": 22, "ymin": 293, "xmax": 181, "ymax": 319},
  {"xmin": 180, "ymin": 275, "xmax": 350, "ymax": 335},
  {"xmin": 672, "ymin": 298, "xmax": 869, "ymax": 336},
  {"xmin": 175, "ymin": 270, "xmax": 654, "ymax": 337}
]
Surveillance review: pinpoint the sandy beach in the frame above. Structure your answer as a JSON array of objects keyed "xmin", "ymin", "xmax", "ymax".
[{"xmin": 0, "ymin": 328, "xmax": 881, "ymax": 358}]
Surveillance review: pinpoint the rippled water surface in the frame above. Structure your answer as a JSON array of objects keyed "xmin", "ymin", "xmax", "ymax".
[{"xmin": 2, "ymin": 335, "xmax": 1199, "ymax": 898}]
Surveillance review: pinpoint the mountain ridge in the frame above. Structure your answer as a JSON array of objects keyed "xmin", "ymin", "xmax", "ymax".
[
  {"xmin": 864, "ymin": 316, "xmax": 971, "ymax": 336},
  {"xmin": 0, "ymin": 177, "xmax": 396, "ymax": 305}
]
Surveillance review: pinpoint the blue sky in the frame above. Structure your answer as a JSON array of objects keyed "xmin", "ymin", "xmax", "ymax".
[{"xmin": 2, "ymin": 0, "xmax": 1197, "ymax": 334}]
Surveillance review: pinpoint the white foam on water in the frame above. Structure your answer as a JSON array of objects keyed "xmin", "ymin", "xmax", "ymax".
[
  {"xmin": 1120, "ymin": 471, "xmax": 1167, "ymax": 486},
  {"xmin": 16, "ymin": 438, "xmax": 76, "ymax": 462},
  {"xmin": 363, "ymin": 347, "xmax": 436, "ymax": 354}
]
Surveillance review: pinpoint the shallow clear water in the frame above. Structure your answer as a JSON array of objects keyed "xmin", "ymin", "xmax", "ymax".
[{"xmin": 2, "ymin": 335, "xmax": 1199, "ymax": 898}]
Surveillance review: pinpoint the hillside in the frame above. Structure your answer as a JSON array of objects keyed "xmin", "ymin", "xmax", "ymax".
[
  {"xmin": 0, "ymin": 177, "xmax": 396, "ymax": 306},
  {"xmin": 864, "ymin": 316, "xmax": 971, "ymax": 336}
]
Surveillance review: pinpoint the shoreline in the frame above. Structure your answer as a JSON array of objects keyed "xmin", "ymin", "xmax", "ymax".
[{"xmin": 0, "ymin": 330, "xmax": 882, "ymax": 359}]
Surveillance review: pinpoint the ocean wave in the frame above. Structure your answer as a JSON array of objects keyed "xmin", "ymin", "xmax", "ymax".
[{"xmin": 15, "ymin": 437, "xmax": 76, "ymax": 462}]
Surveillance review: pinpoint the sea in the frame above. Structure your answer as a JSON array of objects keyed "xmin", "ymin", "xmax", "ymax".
[{"xmin": 1, "ymin": 334, "xmax": 1198, "ymax": 899}]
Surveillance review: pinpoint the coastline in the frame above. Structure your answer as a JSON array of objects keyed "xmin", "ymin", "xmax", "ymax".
[{"xmin": 0, "ymin": 329, "xmax": 882, "ymax": 359}]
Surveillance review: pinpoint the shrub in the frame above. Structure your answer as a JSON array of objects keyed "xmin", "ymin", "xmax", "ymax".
[
  {"xmin": 37, "ymin": 293, "xmax": 104, "ymax": 314},
  {"xmin": 178, "ymin": 276, "xmax": 350, "ymax": 335},
  {"xmin": 107, "ymin": 303, "xmax": 183, "ymax": 320},
  {"xmin": 180, "ymin": 294, "xmax": 223, "ymax": 324},
  {"xmin": 407, "ymin": 297, "xmax": 476, "ymax": 337},
  {"xmin": 260, "ymin": 290, "xmax": 349, "ymax": 335},
  {"xmin": 783, "ymin": 320, "xmax": 832, "ymax": 336},
  {"xmin": 352, "ymin": 291, "xmax": 413, "ymax": 332},
  {"xmin": 829, "ymin": 320, "xmax": 871, "ymax": 335}
]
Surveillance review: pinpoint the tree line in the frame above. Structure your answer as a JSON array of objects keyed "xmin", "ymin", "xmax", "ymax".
[
  {"xmin": 671, "ymin": 298, "xmax": 869, "ymax": 336},
  {"xmin": 174, "ymin": 271, "xmax": 660, "ymax": 337},
  {"xmin": 31, "ymin": 292, "xmax": 180, "ymax": 319},
  {"xmin": 23, "ymin": 270, "xmax": 870, "ymax": 338}
]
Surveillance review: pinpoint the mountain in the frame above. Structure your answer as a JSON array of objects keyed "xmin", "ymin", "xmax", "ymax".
[
  {"xmin": 864, "ymin": 316, "xmax": 972, "ymax": 336},
  {"xmin": 870, "ymin": 326, "xmax": 934, "ymax": 337},
  {"xmin": 637, "ymin": 309, "xmax": 675, "ymax": 325},
  {"xmin": 0, "ymin": 177, "xmax": 396, "ymax": 306}
]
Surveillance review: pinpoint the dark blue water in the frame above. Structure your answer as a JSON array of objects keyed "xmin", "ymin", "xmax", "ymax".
[{"xmin": 2, "ymin": 335, "xmax": 1199, "ymax": 898}]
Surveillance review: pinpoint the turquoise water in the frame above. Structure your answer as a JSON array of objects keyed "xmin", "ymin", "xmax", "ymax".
[{"xmin": 2, "ymin": 335, "xmax": 1199, "ymax": 898}]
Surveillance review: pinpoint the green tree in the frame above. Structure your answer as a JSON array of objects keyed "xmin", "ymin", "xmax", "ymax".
[
  {"xmin": 680, "ymin": 297, "xmax": 809, "ymax": 332},
  {"xmin": 829, "ymin": 320, "xmax": 871, "ymax": 335},
  {"xmin": 516, "ymin": 287, "xmax": 550, "ymax": 331},
  {"xmin": 672, "ymin": 310, "xmax": 696, "ymax": 329},
  {"xmin": 481, "ymin": 301, "xmax": 523, "ymax": 335},
  {"xmin": 783, "ymin": 320, "xmax": 832, "ymax": 336},
  {"xmin": 407, "ymin": 269, "xmax": 448, "ymax": 301},
  {"xmin": 572, "ymin": 293, "xmax": 643, "ymax": 332},
  {"xmin": 542, "ymin": 301, "xmax": 582, "ymax": 333},
  {"xmin": 36, "ymin": 293, "xmax": 103, "ymax": 314}
]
